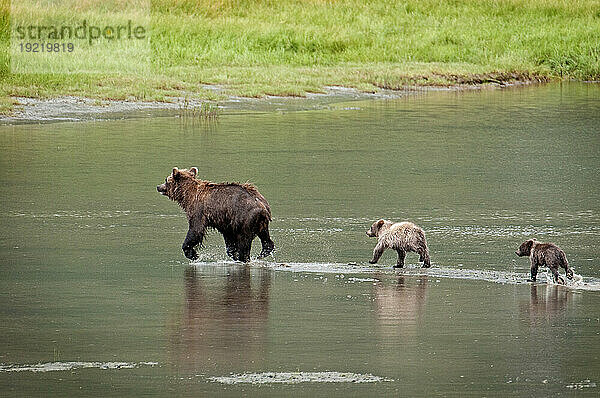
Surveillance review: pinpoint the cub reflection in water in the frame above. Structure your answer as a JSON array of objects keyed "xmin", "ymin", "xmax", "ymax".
[
  {"xmin": 373, "ymin": 276, "xmax": 428, "ymax": 339},
  {"xmin": 516, "ymin": 284, "xmax": 575, "ymax": 379},
  {"xmin": 520, "ymin": 284, "xmax": 575, "ymax": 327},
  {"xmin": 171, "ymin": 266, "xmax": 271, "ymax": 373}
]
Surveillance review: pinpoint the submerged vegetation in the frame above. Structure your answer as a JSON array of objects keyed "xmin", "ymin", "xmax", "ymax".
[{"xmin": 1, "ymin": 0, "xmax": 599, "ymax": 113}]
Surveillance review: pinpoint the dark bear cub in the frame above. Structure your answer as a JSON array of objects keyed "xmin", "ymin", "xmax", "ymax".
[
  {"xmin": 515, "ymin": 239, "xmax": 573, "ymax": 284},
  {"xmin": 157, "ymin": 167, "xmax": 274, "ymax": 262},
  {"xmin": 367, "ymin": 220, "xmax": 431, "ymax": 268}
]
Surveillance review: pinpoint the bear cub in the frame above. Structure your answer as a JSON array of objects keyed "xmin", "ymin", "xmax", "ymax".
[
  {"xmin": 157, "ymin": 167, "xmax": 274, "ymax": 263},
  {"xmin": 515, "ymin": 239, "xmax": 573, "ymax": 284},
  {"xmin": 367, "ymin": 220, "xmax": 431, "ymax": 268}
]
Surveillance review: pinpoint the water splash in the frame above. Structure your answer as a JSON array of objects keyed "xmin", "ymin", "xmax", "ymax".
[
  {"xmin": 565, "ymin": 380, "xmax": 596, "ymax": 389},
  {"xmin": 348, "ymin": 277, "xmax": 379, "ymax": 283},
  {"xmin": 186, "ymin": 258, "xmax": 600, "ymax": 291},
  {"xmin": 235, "ymin": 261, "xmax": 600, "ymax": 291}
]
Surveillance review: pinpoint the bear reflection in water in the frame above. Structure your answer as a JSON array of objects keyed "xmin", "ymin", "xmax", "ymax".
[
  {"xmin": 373, "ymin": 276, "xmax": 428, "ymax": 339},
  {"xmin": 171, "ymin": 266, "xmax": 271, "ymax": 373},
  {"xmin": 520, "ymin": 284, "xmax": 574, "ymax": 327}
]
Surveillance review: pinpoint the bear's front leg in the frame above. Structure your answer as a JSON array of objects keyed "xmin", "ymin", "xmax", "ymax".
[
  {"xmin": 182, "ymin": 228, "xmax": 204, "ymax": 261},
  {"xmin": 395, "ymin": 249, "xmax": 406, "ymax": 268},
  {"xmin": 369, "ymin": 242, "xmax": 386, "ymax": 264},
  {"xmin": 527, "ymin": 260, "xmax": 539, "ymax": 282}
]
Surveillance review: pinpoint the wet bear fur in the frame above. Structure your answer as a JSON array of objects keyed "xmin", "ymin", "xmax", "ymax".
[
  {"xmin": 367, "ymin": 220, "xmax": 431, "ymax": 268},
  {"xmin": 157, "ymin": 167, "xmax": 274, "ymax": 262},
  {"xmin": 515, "ymin": 239, "xmax": 573, "ymax": 284}
]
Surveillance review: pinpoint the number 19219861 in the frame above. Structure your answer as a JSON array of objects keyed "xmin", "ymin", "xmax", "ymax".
[{"xmin": 19, "ymin": 42, "xmax": 74, "ymax": 52}]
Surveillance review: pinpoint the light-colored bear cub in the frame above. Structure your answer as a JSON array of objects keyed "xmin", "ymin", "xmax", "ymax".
[{"xmin": 366, "ymin": 220, "xmax": 431, "ymax": 268}]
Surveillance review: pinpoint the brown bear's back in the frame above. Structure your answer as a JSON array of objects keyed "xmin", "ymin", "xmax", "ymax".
[{"xmin": 193, "ymin": 182, "xmax": 272, "ymax": 232}]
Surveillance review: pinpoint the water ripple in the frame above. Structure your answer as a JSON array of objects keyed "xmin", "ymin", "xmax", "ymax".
[
  {"xmin": 188, "ymin": 260, "xmax": 600, "ymax": 291},
  {"xmin": 208, "ymin": 371, "xmax": 393, "ymax": 384},
  {"xmin": 0, "ymin": 361, "xmax": 158, "ymax": 373}
]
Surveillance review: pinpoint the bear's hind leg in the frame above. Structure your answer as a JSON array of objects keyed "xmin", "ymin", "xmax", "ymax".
[
  {"xmin": 418, "ymin": 247, "xmax": 431, "ymax": 268},
  {"xmin": 566, "ymin": 266, "xmax": 574, "ymax": 280},
  {"xmin": 237, "ymin": 237, "xmax": 253, "ymax": 263},
  {"xmin": 550, "ymin": 266, "xmax": 564, "ymax": 284},
  {"xmin": 560, "ymin": 251, "xmax": 573, "ymax": 280},
  {"xmin": 257, "ymin": 228, "xmax": 275, "ymax": 259},
  {"xmin": 223, "ymin": 233, "xmax": 239, "ymax": 260}
]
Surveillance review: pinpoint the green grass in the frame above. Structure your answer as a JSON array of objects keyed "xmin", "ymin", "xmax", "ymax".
[{"xmin": 1, "ymin": 0, "xmax": 600, "ymax": 114}]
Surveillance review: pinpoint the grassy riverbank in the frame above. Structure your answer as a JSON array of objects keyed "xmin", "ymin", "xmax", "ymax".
[{"xmin": 1, "ymin": 0, "xmax": 599, "ymax": 114}]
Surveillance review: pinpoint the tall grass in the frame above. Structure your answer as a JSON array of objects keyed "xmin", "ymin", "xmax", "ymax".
[
  {"xmin": 150, "ymin": 0, "xmax": 600, "ymax": 77},
  {"xmin": 178, "ymin": 98, "xmax": 220, "ymax": 120},
  {"xmin": 1, "ymin": 0, "xmax": 599, "ymax": 111}
]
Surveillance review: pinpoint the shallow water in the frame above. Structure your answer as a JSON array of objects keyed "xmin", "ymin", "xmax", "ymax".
[{"xmin": 1, "ymin": 83, "xmax": 599, "ymax": 396}]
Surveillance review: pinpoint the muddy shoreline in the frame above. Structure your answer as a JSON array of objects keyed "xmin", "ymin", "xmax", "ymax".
[{"xmin": 0, "ymin": 82, "xmax": 535, "ymax": 125}]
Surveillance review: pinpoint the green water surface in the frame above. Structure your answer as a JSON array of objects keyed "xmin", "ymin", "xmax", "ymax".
[{"xmin": 0, "ymin": 83, "xmax": 599, "ymax": 397}]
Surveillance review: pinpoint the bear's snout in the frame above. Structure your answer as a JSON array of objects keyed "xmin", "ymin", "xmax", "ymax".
[{"xmin": 157, "ymin": 184, "xmax": 167, "ymax": 194}]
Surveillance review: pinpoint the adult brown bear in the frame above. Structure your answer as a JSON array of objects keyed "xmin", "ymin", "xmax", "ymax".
[{"xmin": 157, "ymin": 167, "xmax": 274, "ymax": 262}]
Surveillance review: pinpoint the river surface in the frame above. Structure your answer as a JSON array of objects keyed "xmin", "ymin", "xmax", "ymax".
[{"xmin": 0, "ymin": 83, "xmax": 599, "ymax": 396}]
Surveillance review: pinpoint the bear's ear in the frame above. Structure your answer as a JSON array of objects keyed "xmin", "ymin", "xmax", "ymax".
[
  {"xmin": 172, "ymin": 167, "xmax": 181, "ymax": 180},
  {"xmin": 189, "ymin": 167, "xmax": 198, "ymax": 177},
  {"xmin": 526, "ymin": 239, "xmax": 535, "ymax": 249},
  {"xmin": 377, "ymin": 219, "xmax": 385, "ymax": 227}
]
